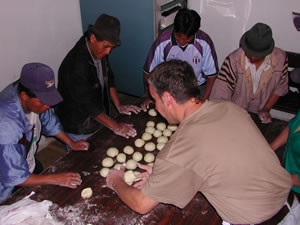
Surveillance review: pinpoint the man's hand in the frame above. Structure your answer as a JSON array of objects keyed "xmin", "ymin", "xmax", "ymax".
[
  {"xmin": 106, "ymin": 167, "xmax": 126, "ymax": 190},
  {"xmin": 118, "ymin": 105, "xmax": 141, "ymax": 115},
  {"xmin": 140, "ymin": 98, "xmax": 153, "ymax": 112},
  {"xmin": 133, "ymin": 163, "xmax": 153, "ymax": 189},
  {"xmin": 258, "ymin": 110, "xmax": 272, "ymax": 124},
  {"xmin": 55, "ymin": 172, "xmax": 82, "ymax": 188},
  {"xmin": 68, "ymin": 140, "xmax": 89, "ymax": 151},
  {"xmin": 112, "ymin": 123, "xmax": 137, "ymax": 139}
]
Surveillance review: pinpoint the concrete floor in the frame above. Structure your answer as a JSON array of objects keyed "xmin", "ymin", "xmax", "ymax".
[{"xmin": 36, "ymin": 93, "xmax": 140, "ymax": 169}]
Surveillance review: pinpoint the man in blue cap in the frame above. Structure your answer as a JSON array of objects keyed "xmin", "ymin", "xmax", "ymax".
[
  {"xmin": 210, "ymin": 22, "xmax": 288, "ymax": 124},
  {"xmin": 0, "ymin": 62, "xmax": 89, "ymax": 203}
]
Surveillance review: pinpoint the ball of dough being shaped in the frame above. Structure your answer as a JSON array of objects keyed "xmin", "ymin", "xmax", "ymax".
[
  {"xmin": 156, "ymin": 122, "xmax": 167, "ymax": 131},
  {"xmin": 132, "ymin": 151, "xmax": 143, "ymax": 161},
  {"xmin": 146, "ymin": 120, "xmax": 155, "ymax": 127},
  {"xmin": 163, "ymin": 128, "xmax": 172, "ymax": 137},
  {"xmin": 144, "ymin": 153, "xmax": 155, "ymax": 163},
  {"xmin": 116, "ymin": 153, "xmax": 126, "ymax": 163},
  {"xmin": 100, "ymin": 167, "xmax": 110, "ymax": 177},
  {"xmin": 114, "ymin": 163, "xmax": 122, "ymax": 170},
  {"xmin": 168, "ymin": 124, "xmax": 178, "ymax": 131},
  {"xmin": 106, "ymin": 147, "xmax": 119, "ymax": 157},
  {"xmin": 148, "ymin": 163, "xmax": 154, "ymax": 167},
  {"xmin": 124, "ymin": 170, "xmax": 136, "ymax": 185},
  {"xmin": 157, "ymin": 143, "xmax": 165, "ymax": 151},
  {"xmin": 142, "ymin": 132, "xmax": 152, "ymax": 141},
  {"xmin": 144, "ymin": 142, "xmax": 156, "ymax": 151},
  {"xmin": 157, "ymin": 136, "xmax": 168, "ymax": 144},
  {"xmin": 123, "ymin": 145, "xmax": 134, "ymax": 155},
  {"xmin": 134, "ymin": 138, "xmax": 145, "ymax": 148},
  {"xmin": 148, "ymin": 108, "xmax": 157, "ymax": 117},
  {"xmin": 102, "ymin": 157, "xmax": 114, "ymax": 168},
  {"xmin": 145, "ymin": 126, "xmax": 155, "ymax": 134},
  {"xmin": 81, "ymin": 187, "xmax": 93, "ymax": 199},
  {"xmin": 126, "ymin": 159, "xmax": 138, "ymax": 170},
  {"xmin": 153, "ymin": 129, "xmax": 162, "ymax": 138}
]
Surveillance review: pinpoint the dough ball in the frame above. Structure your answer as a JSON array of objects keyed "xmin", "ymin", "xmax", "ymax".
[
  {"xmin": 106, "ymin": 147, "xmax": 119, "ymax": 157},
  {"xmin": 163, "ymin": 128, "xmax": 172, "ymax": 137},
  {"xmin": 133, "ymin": 171, "xmax": 142, "ymax": 182},
  {"xmin": 116, "ymin": 153, "xmax": 126, "ymax": 163},
  {"xmin": 100, "ymin": 167, "xmax": 110, "ymax": 177},
  {"xmin": 153, "ymin": 129, "xmax": 162, "ymax": 138},
  {"xmin": 134, "ymin": 138, "xmax": 145, "ymax": 148},
  {"xmin": 157, "ymin": 136, "xmax": 168, "ymax": 144},
  {"xmin": 157, "ymin": 143, "xmax": 165, "ymax": 151},
  {"xmin": 144, "ymin": 153, "xmax": 155, "ymax": 163},
  {"xmin": 168, "ymin": 124, "xmax": 178, "ymax": 131},
  {"xmin": 145, "ymin": 126, "xmax": 155, "ymax": 134},
  {"xmin": 148, "ymin": 108, "xmax": 157, "ymax": 117},
  {"xmin": 146, "ymin": 121, "xmax": 155, "ymax": 127},
  {"xmin": 124, "ymin": 170, "xmax": 136, "ymax": 185},
  {"xmin": 123, "ymin": 145, "xmax": 134, "ymax": 155},
  {"xmin": 126, "ymin": 159, "xmax": 137, "ymax": 170},
  {"xmin": 81, "ymin": 187, "xmax": 93, "ymax": 199},
  {"xmin": 142, "ymin": 132, "xmax": 152, "ymax": 141},
  {"xmin": 114, "ymin": 163, "xmax": 122, "ymax": 170},
  {"xmin": 132, "ymin": 152, "xmax": 143, "ymax": 161},
  {"xmin": 144, "ymin": 142, "xmax": 156, "ymax": 151},
  {"xmin": 102, "ymin": 157, "xmax": 114, "ymax": 168},
  {"xmin": 156, "ymin": 122, "xmax": 166, "ymax": 131},
  {"xmin": 148, "ymin": 163, "xmax": 154, "ymax": 167}
]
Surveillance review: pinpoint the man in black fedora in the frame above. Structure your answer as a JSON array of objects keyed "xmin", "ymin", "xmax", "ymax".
[
  {"xmin": 210, "ymin": 22, "xmax": 288, "ymax": 123},
  {"xmin": 56, "ymin": 14, "xmax": 141, "ymax": 144}
]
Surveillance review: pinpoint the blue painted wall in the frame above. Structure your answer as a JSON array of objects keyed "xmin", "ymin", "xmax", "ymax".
[{"xmin": 80, "ymin": 0, "xmax": 154, "ymax": 97}]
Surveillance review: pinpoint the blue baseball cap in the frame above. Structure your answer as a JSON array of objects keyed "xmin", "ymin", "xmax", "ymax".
[{"xmin": 20, "ymin": 63, "xmax": 63, "ymax": 106}]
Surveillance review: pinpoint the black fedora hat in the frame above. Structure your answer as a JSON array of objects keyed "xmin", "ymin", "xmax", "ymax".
[{"xmin": 240, "ymin": 23, "xmax": 274, "ymax": 58}]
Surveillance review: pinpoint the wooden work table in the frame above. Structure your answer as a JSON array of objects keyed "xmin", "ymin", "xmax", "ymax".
[{"xmin": 1, "ymin": 109, "xmax": 288, "ymax": 225}]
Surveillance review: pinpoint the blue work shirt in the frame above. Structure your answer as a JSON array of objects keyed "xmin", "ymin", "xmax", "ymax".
[{"xmin": 0, "ymin": 81, "xmax": 62, "ymax": 203}]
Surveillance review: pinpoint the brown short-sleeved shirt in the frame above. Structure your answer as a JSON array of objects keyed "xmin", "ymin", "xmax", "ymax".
[{"xmin": 142, "ymin": 101, "xmax": 292, "ymax": 224}]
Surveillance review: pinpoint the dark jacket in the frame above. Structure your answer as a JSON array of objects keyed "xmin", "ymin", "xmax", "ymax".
[{"xmin": 56, "ymin": 34, "xmax": 116, "ymax": 134}]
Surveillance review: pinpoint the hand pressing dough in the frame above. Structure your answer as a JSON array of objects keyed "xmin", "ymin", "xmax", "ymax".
[
  {"xmin": 153, "ymin": 129, "xmax": 162, "ymax": 138},
  {"xmin": 142, "ymin": 132, "xmax": 152, "ymax": 141},
  {"xmin": 132, "ymin": 152, "xmax": 143, "ymax": 161},
  {"xmin": 148, "ymin": 163, "xmax": 154, "ymax": 167},
  {"xmin": 134, "ymin": 138, "xmax": 145, "ymax": 147},
  {"xmin": 114, "ymin": 163, "xmax": 122, "ymax": 170},
  {"xmin": 163, "ymin": 128, "xmax": 172, "ymax": 137},
  {"xmin": 157, "ymin": 143, "xmax": 165, "ymax": 151},
  {"xmin": 124, "ymin": 170, "xmax": 136, "ymax": 185},
  {"xmin": 106, "ymin": 147, "xmax": 119, "ymax": 157},
  {"xmin": 100, "ymin": 167, "xmax": 110, "ymax": 177},
  {"xmin": 156, "ymin": 122, "xmax": 166, "ymax": 131},
  {"xmin": 146, "ymin": 121, "xmax": 155, "ymax": 127},
  {"xmin": 81, "ymin": 187, "xmax": 93, "ymax": 199},
  {"xmin": 144, "ymin": 142, "xmax": 156, "ymax": 151},
  {"xmin": 145, "ymin": 126, "xmax": 155, "ymax": 134},
  {"xmin": 123, "ymin": 145, "xmax": 134, "ymax": 155},
  {"xmin": 102, "ymin": 157, "xmax": 114, "ymax": 168},
  {"xmin": 144, "ymin": 152, "xmax": 155, "ymax": 163},
  {"xmin": 157, "ymin": 136, "xmax": 168, "ymax": 144},
  {"xmin": 168, "ymin": 124, "xmax": 178, "ymax": 131},
  {"xmin": 116, "ymin": 153, "xmax": 126, "ymax": 163},
  {"xmin": 126, "ymin": 159, "xmax": 137, "ymax": 170},
  {"xmin": 148, "ymin": 108, "xmax": 157, "ymax": 117}
]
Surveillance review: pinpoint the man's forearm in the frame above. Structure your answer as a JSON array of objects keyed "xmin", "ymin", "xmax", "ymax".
[{"xmin": 204, "ymin": 76, "xmax": 217, "ymax": 99}]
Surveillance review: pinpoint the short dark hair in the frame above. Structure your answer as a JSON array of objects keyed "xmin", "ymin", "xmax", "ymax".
[
  {"xmin": 17, "ymin": 82, "xmax": 37, "ymax": 98},
  {"xmin": 174, "ymin": 9, "xmax": 201, "ymax": 37},
  {"xmin": 148, "ymin": 60, "xmax": 201, "ymax": 104}
]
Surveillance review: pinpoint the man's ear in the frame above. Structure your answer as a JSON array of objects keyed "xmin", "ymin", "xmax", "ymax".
[
  {"xmin": 162, "ymin": 92, "xmax": 174, "ymax": 107},
  {"xmin": 90, "ymin": 33, "xmax": 96, "ymax": 43}
]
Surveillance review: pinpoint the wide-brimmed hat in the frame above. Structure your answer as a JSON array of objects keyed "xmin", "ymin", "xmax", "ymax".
[
  {"xmin": 240, "ymin": 22, "xmax": 274, "ymax": 58},
  {"xmin": 20, "ymin": 63, "xmax": 63, "ymax": 106},
  {"xmin": 91, "ymin": 13, "xmax": 121, "ymax": 46}
]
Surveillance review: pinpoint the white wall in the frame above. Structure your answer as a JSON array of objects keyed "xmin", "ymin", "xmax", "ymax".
[
  {"xmin": 0, "ymin": 0, "xmax": 83, "ymax": 91},
  {"xmin": 189, "ymin": 0, "xmax": 300, "ymax": 66}
]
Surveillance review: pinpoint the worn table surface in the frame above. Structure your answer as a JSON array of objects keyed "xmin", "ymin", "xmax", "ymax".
[{"xmin": 2, "ymin": 109, "xmax": 288, "ymax": 225}]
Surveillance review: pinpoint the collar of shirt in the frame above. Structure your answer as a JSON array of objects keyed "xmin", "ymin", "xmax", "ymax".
[
  {"xmin": 85, "ymin": 38, "xmax": 101, "ymax": 66},
  {"xmin": 171, "ymin": 31, "xmax": 195, "ymax": 51},
  {"xmin": 245, "ymin": 55, "xmax": 271, "ymax": 71}
]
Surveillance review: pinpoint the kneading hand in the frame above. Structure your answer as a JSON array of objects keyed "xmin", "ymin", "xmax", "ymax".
[
  {"xmin": 55, "ymin": 172, "xmax": 82, "ymax": 188},
  {"xmin": 118, "ymin": 105, "xmax": 141, "ymax": 115},
  {"xmin": 69, "ymin": 140, "xmax": 90, "ymax": 151},
  {"xmin": 106, "ymin": 166, "xmax": 126, "ymax": 190},
  {"xmin": 258, "ymin": 110, "xmax": 272, "ymax": 124},
  {"xmin": 112, "ymin": 123, "xmax": 137, "ymax": 139},
  {"xmin": 140, "ymin": 98, "xmax": 153, "ymax": 112},
  {"xmin": 133, "ymin": 163, "xmax": 153, "ymax": 189}
]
